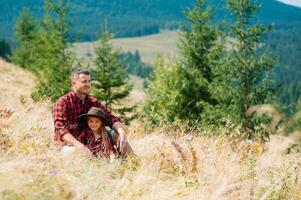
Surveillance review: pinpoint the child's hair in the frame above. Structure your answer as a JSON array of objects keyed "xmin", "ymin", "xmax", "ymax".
[{"xmin": 100, "ymin": 127, "xmax": 111, "ymax": 152}]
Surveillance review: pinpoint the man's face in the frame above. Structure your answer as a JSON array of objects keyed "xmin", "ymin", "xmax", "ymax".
[{"xmin": 72, "ymin": 74, "xmax": 91, "ymax": 95}]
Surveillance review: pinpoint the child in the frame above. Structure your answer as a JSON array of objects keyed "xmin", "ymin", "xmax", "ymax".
[{"xmin": 78, "ymin": 107, "xmax": 116, "ymax": 162}]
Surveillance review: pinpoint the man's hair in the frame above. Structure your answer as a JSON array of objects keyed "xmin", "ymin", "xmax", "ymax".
[{"xmin": 71, "ymin": 68, "xmax": 90, "ymax": 80}]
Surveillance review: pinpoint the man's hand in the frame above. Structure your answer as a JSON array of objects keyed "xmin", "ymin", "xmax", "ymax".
[
  {"xmin": 112, "ymin": 122, "xmax": 128, "ymax": 153},
  {"xmin": 117, "ymin": 129, "xmax": 127, "ymax": 153}
]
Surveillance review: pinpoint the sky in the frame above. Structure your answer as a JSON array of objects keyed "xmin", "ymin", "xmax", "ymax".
[{"xmin": 277, "ymin": 0, "xmax": 301, "ymax": 7}]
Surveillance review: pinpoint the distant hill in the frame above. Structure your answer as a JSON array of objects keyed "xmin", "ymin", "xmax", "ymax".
[
  {"xmin": 74, "ymin": 31, "xmax": 180, "ymax": 64},
  {"xmin": 0, "ymin": 0, "xmax": 191, "ymax": 42},
  {"xmin": 0, "ymin": 0, "xmax": 301, "ymax": 42}
]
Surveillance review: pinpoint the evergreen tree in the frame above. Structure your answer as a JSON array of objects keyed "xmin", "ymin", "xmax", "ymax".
[
  {"xmin": 92, "ymin": 31, "xmax": 136, "ymax": 124},
  {"xmin": 31, "ymin": 0, "xmax": 74, "ymax": 101},
  {"xmin": 144, "ymin": 0, "xmax": 220, "ymax": 125},
  {"xmin": 177, "ymin": 0, "xmax": 220, "ymax": 121},
  {"xmin": 118, "ymin": 50, "xmax": 152, "ymax": 78},
  {"xmin": 11, "ymin": 8, "xmax": 36, "ymax": 69},
  {"xmin": 213, "ymin": 0, "xmax": 275, "ymax": 135},
  {"xmin": 143, "ymin": 57, "xmax": 184, "ymax": 125},
  {"xmin": 0, "ymin": 39, "xmax": 11, "ymax": 60},
  {"xmin": 266, "ymin": 28, "xmax": 301, "ymax": 116}
]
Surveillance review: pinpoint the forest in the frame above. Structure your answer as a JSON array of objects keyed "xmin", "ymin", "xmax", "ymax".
[{"xmin": 1, "ymin": 0, "xmax": 301, "ymax": 41}]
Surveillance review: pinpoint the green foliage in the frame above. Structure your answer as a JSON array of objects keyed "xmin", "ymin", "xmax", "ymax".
[
  {"xmin": 144, "ymin": 0, "xmax": 278, "ymax": 141},
  {"xmin": 177, "ymin": 0, "xmax": 221, "ymax": 121},
  {"xmin": 0, "ymin": 0, "xmax": 187, "ymax": 41},
  {"xmin": 1, "ymin": 0, "xmax": 301, "ymax": 41},
  {"xmin": 143, "ymin": 57, "xmax": 182, "ymax": 125},
  {"xmin": 118, "ymin": 50, "xmax": 153, "ymax": 78},
  {"xmin": 28, "ymin": 0, "xmax": 74, "ymax": 102},
  {"xmin": 144, "ymin": 0, "xmax": 221, "ymax": 125},
  {"xmin": 266, "ymin": 28, "xmax": 301, "ymax": 116},
  {"xmin": 11, "ymin": 8, "xmax": 36, "ymax": 68},
  {"xmin": 0, "ymin": 38, "xmax": 11, "ymax": 60},
  {"xmin": 92, "ymin": 31, "xmax": 136, "ymax": 124},
  {"xmin": 211, "ymin": 0, "xmax": 275, "ymax": 136}
]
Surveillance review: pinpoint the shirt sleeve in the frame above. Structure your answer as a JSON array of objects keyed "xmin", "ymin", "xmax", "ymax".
[
  {"xmin": 52, "ymin": 98, "xmax": 69, "ymax": 142},
  {"xmin": 78, "ymin": 129, "xmax": 87, "ymax": 144}
]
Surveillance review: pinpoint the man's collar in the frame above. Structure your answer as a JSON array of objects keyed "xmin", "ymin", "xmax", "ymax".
[{"xmin": 70, "ymin": 91, "xmax": 89, "ymax": 103}]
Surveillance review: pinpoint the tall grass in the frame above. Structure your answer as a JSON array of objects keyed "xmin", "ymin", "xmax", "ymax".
[{"xmin": 1, "ymin": 59, "xmax": 301, "ymax": 199}]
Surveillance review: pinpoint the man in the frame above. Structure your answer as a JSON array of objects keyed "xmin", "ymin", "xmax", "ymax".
[{"xmin": 52, "ymin": 68, "xmax": 133, "ymax": 156}]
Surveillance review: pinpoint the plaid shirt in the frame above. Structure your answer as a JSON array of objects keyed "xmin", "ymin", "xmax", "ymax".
[
  {"xmin": 52, "ymin": 91, "xmax": 121, "ymax": 145},
  {"xmin": 78, "ymin": 128, "xmax": 115, "ymax": 157}
]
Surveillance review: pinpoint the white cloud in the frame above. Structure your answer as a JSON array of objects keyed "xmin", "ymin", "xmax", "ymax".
[{"xmin": 277, "ymin": 0, "xmax": 301, "ymax": 8}]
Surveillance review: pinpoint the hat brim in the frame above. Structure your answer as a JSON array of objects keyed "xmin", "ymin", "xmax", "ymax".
[{"xmin": 79, "ymin": 113, "xmax": 111, "ymax": 126}]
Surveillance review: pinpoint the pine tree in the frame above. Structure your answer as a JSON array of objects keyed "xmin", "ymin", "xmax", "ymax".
[
  {"xmin": 144, "ymin": 0, "xmax": 220, "ymax": 125},
  {"xmin": 92, "ymin": 31, "xmax": 135, "ymax": 124},
  {"xmin": 0, "ymin": 39, "xmax": 11, "ymax": 60},
  {"xmin": 143, "ymin": 57, "xmax": 183, "ymax": 125},
  {"xmin": 11, "ymin": 8, "xmax": 36, "ymax": 69},
  {"xmin": 213, "ymin": 0, "xmax": 275, "ymax": 134},
  {"xmin": 177, "ymin": 0, "xmax": 220, "ymax": 121},
  {"xmin": 31, "ymin": 0, "xmax": 74, "ymax": 101}
]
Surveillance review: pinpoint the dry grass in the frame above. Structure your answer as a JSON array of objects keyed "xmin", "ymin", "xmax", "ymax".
[{"xmin": 1, "ymin": 59, "xmax": 301, "ymax": 199}]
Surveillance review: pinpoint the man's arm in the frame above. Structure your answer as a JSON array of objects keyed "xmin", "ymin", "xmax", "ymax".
[
  {"xmin": 61, "ymin": 133, "xmax": 91, "ymax": 156},
  {"xmin": 52, "ymin": 98, "xmax": 84, "ymax": 145},
  {"xmin": 53, "ymin": 100, "xmax": 90, "ymax": 154},
  {"xmin": 61, "ymin": 133, "xmax": 85, "ymax": 148},
  {"xmin": 53, "ymin": 98, "xmax": 71, "ymax": 143}
]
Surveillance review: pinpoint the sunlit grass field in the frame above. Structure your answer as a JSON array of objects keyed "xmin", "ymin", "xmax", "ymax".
[
  {"xmin": 73, "ymin": 30, "xmax": 180, "ymax": 65},
  {"xmin": 1, "ymin": 59, "xmax": 301, "ymax": 199}
]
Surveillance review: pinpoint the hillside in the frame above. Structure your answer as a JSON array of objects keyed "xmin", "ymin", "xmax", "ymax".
[
  {"xmin": 1, "ymin": 0, "xmax": 301, "ymax": 42},
  {"xmin": 74, "ymin": 31, "xmax": 180, "ymax": 64},
  {"xmin": 1, "ymin": 60, "xmax": 301, "ymax": 199}
]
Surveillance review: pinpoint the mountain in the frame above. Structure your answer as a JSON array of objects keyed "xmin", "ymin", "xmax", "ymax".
[{"xmin": 0, "ymin": 0, "xmax": 301, "ymax": 42}]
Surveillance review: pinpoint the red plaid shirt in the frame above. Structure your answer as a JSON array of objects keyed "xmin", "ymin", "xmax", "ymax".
[
  {"xmin": 78, "ymin": 128, "xmax": 115, "ymax": 157},
  {"xmin": 52, "ymin": 91, "xmax": 121, "ymax": 145}
]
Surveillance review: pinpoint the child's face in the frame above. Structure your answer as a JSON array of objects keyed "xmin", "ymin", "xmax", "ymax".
[{"xmin": 87, "ymin": 116, "xmax": 103, "ymax": 132}]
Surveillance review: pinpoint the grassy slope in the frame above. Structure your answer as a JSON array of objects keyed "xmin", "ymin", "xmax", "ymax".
[
  {"xmin": 1, "ymin": 59, "xmax": 301, "ymax": 199},
  {"xmin": 73, "ymin": 30, "xmax": 180, "ymax": 65}
]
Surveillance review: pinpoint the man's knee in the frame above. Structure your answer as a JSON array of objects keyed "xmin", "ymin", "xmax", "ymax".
[{"xmin": 60, "ymin": 145, "xmax": 76, "ymax": 156}]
